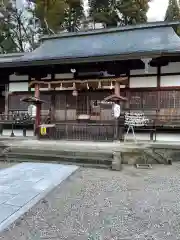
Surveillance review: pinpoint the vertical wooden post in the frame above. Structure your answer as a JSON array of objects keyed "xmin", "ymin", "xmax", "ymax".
[
  {"xmin": 114, "ymin": 116, "xmax": 119, "ymax": 141},
  {"xmin": 114, "ymin": 81, "xmax": 125, "ymax": 141},
  {"xmin": 50, "ymin": 74, "xmax": 55, "ymax": 122},
  {"xmin": 114, "ymin": 81, "xmax": 120, "ymax": 141},
  {"xmin": 34, "ymin": 83, "xmax": 41, "ymax": 135},
  {"xmin": 156, "ymin": 66, "xmax": 161, "ymax": 126},
  {"xmin": 114, "ymin": 81, "xmax": 120, "ymax": 96},
  {"xmin": 4, "ymin": 84, "xmax": 9, "ymax": 119},
  {"xmin": 50, "ymin": 92, "xmax": 55, "ymax": 122}
]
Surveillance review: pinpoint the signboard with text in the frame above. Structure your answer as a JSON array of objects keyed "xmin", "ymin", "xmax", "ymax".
[{"xmin": 125, "ymin": 112, "xmax": 149, "ymax": 127}]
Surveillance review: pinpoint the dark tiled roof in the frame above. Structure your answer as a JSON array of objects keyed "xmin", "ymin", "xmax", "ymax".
[
  {"xmin": 1, "ymin": 21, "xmax": 180, "ymax": 68},
  {"xmin": 0, "ymin": 52, "xmax": 25, "ymax": 63}
]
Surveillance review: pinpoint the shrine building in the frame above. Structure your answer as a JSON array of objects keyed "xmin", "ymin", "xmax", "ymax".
[{"xmin": 0, "ymin": 21, "xmax": 180, "ymax": 141}]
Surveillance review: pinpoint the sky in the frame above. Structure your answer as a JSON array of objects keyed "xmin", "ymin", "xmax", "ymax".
[{"xmin": 147, "ymin": 0, "xmax": 169, "ymax": 21}]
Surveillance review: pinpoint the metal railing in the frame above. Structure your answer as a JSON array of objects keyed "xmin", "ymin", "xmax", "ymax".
[
  {"xmin": 0, "ymin": 113, "xmax": 50, "ymax": 123},
  {"xmin": 0, "ymin": 113, "xmax": 49, "ymax": 137},
  {"xmin": 39, "ymin": 113, "xmax": 180, "ymax": 141},
  {"xmin": 40, "ymin": 122, "xmax": 116, "ymax": 141},
  {"xmin": 0, "ymin": 111, "xmax": 180, "ymax": 140}
]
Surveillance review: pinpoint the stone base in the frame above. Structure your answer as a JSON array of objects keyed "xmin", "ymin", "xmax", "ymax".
[{"xmin": 112, "ymin": 152, "xmax": 122, "ymax": 171}]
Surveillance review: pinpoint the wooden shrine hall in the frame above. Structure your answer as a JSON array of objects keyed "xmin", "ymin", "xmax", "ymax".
[{"xmin": 1, "ymin": 21, "xmax": 180, "ymax": 141}]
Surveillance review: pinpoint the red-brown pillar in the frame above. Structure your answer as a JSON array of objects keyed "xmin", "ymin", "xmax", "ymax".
[{"xmin": 34, "ymin": 83, "xmax": 41, "ymax": 134}]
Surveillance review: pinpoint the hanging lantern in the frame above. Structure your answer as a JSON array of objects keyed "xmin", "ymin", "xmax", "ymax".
[{"xmin": 72, "ymin": 90, "xmax": 78, "ymax": 96}]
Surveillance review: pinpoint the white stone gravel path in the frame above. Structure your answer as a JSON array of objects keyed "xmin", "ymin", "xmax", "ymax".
[{"xmin": 0, "ymin": 162, "xmax": 78, "ymax": 233}]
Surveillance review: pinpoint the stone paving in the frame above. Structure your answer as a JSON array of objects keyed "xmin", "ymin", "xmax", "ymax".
[{"xmin": 0, "ymin": 162, "xmax": 78, "ymax": 232}]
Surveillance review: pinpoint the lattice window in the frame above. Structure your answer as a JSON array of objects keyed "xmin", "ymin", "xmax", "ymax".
[
  {"xmin": 55, "ymin": 93, "xmax": 66, "ymax": 110},
  {"xmin": 129, "ymin": 92, "xmax": 142, "ymax": 110},
  {"xmin": 8, "ymin": 93, "xmax": 31, "ymax": 111},
  {"xmin": 142, "ymin": 91, "xmax": 158, "ymax": 110},
  {"xmin": 160, "ymin": 91, "xmax": 180, "ymax": 108},
  {"xmin": 66, "ymin": 92, "xmax": 77, "ymax": 110},
  {"xmin": 41, "ymin": 94, "xmax": 51, "ymax": 110}
]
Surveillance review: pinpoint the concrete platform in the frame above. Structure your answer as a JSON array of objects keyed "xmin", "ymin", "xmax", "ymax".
[
  {"xmin": 2, "ymin": 129, "xmax": 180, "ymax": 142},
  {"xmin": 5, "ymin": 138, "xmax": 180, "ymax": 152},
  {"xmin": 0, "ymin": 162, "xmax": 78, "ymax": 232}
]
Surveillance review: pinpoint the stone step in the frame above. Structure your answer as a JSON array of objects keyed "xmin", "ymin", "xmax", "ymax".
[
  {"xmin": 5, "ymin": 150, "xmax": 113, "ymax": 168},
  {"xmin": 4, "ymin": 153, "xmax": 111, "ymax": 169},
  {"xmin": 7, "ymin": 149, "xmax": 113, "ymax": 161}
]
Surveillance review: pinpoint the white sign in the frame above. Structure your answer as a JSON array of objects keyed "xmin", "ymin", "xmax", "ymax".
[
  {"xmin": 113, "ymin": 103, "xmax": 121, "ymax": 118},
  {"xmin": 125, "ymin": 112, "xmax": 149, "ymax": 127}
]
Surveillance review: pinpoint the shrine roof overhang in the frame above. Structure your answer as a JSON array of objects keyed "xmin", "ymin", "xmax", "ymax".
[
  {"xmin": 0, "ymin": 52, "xmax": 26, "ymax": 74},
  {"xmin": 1, "ymin": 21, "xmax": 180, "ymax": 69}
]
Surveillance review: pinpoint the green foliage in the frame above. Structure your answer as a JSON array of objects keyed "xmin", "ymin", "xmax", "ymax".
[
  {"xmin": 0, "ymin": 0, "xmax": 39, "ymax": 53},
  {"xmin": 64, "ymin": 0, "xmax": 84, "ymax": 32},
  {"xmin": 117, "ymin": 0, "xmax": 150, "ymax": 25},
  {"xmin": 165, "ymin": 0, "xmax": 180, "ymax": 21},
  {"xmin": 35, "ymin": 0, "xmax": 67, "ymax": 34},
  {"xmin": 34, "ymin": 0, "xmax": 84, "ymax": 33},
  {"xmin": 88, "ymin": 0, "xmax": 119, "ymax": 27},
  {"xmin": 88, "ymin": 0, "xmax": 150, "ymax": 27},
  {"xmin": 165, "ymin": 0, "xmax": 180, "ymax": 35}
]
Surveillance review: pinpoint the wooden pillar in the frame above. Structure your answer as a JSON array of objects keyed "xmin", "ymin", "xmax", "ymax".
[
  {"xmin": 156, "ymin": 66, "xmax": 161, "ymax": 125},
  {"xmin": 114, "ymin": 81, "xmax": 120, "ymax": 141},
  {"xmin": 114, "ymin": 81, "xmax": 120, "ymax": 96},
  {"xmin": 50, "ymin": 92, "xmax": 55, "ymax": 122},
  {"xmin": 34, "ymin": 83, "xmax": 41, "ymax": 134},
  {"xmin": 4, "ymin": 84, "xmax": 9, "ymax": 118},
  {"xmin": 114, "ymin": 81, "xmax": 125, "ymax": 141}
]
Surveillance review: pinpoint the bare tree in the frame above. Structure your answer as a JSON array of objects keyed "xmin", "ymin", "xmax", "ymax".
[{"xmin": 0, "ymin": 0, "xmax": 39, "ymax": 53}]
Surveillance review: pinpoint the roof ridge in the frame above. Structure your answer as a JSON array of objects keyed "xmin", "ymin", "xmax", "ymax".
[{"xmin": 41, "ymin": 21, "xmax": 180, "ymax": 41}]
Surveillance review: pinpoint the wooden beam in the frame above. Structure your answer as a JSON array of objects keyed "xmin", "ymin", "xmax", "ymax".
[{"xmin": 29, "ymin": 77, "xmax": 128, "ymax": 88}]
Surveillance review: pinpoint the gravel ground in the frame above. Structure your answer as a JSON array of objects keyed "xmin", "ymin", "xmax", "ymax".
[{"xmin": 1, "ymin": 164, "xmax": 180, "ymax": 239}]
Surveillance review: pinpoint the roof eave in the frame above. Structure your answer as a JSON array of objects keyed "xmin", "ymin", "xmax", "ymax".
[
  {"xmin": 1, "ymin": 50, "xmax": 180, "ymax": 70},
  {"xmin": 0, "ymin": 51, "xmax": 164, "ymax": 69}
]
